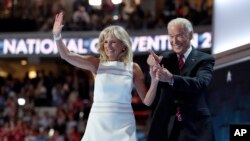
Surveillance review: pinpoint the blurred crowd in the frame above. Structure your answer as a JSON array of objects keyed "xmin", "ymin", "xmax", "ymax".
[
  {"xmin": 0, "ymin": 68, "xmax": 93, "ymax": 140},
  {"xmin": 0, "ymin": 0, "xmax": 212, "ymax": 32}
]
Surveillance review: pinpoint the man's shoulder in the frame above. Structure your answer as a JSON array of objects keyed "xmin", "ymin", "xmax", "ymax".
[{"xmin": 192, "ymin": 49, "xmax": 214, "ymax": 60}]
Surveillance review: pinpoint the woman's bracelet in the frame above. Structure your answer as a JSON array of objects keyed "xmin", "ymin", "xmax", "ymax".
[{"xmin": 53, "ymin": 33, "xmax": 62, "ymax": 41}]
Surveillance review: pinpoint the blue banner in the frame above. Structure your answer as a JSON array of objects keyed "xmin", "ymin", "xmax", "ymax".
[{"xmin": 0, "ymin": 32, "xmax": 211, "ymax": 57}]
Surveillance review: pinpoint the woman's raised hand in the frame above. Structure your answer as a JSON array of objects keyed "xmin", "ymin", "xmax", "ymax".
[{"xmin": 52, "ymin": 12, "xmax": 64, "ymax": 38}]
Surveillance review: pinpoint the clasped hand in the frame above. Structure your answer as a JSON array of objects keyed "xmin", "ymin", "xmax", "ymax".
[{"xmin": 147, "ymin": 50, "xmax": 173, "ymax": 83}]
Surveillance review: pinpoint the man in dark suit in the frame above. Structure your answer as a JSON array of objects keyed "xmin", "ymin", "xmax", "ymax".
[{"xmin": 146, "ymin": 18, "xmax": 215, "ymax": 141}]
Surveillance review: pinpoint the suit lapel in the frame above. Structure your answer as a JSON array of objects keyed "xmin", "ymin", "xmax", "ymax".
[{"xmin": 181, "ymin": 48, "xmax": 198, "ymax": 75}]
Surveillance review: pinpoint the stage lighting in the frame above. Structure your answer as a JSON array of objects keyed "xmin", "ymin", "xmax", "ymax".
[{"xmin": 89, "ymin": 0, "xmax": 102, "ymax": 6}]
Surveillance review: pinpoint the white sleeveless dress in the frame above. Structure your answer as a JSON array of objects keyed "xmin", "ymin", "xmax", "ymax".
[{"xmin": 81, "ymin": 61, "xmax": 137, "ymax": 141}]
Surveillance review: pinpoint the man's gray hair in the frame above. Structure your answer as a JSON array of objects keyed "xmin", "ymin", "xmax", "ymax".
[{"xmin": 167, "ymin": 18, "xmax": 193, "ymax": 33}]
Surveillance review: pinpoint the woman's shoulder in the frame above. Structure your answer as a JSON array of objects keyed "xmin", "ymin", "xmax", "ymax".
[
  {"xmin": 132, "ymin": 62, "xmax": 142, "ymax": 75},
  {"xmin": 132, "ymin": 62, "xmax": 140, "ymax": 69}
]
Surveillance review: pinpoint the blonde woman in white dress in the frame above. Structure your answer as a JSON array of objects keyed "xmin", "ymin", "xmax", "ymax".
[{"xmin": 52, "ymin": 12, "xmax": 159, "ymax": 141}]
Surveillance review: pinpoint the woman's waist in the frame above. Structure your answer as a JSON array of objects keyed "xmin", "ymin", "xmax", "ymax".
[
  {"xmin": 93, "ymin": 96, "xmax": 132, "ymax": 104},
  {"xmin": 91, "ymin": 102, "xmax": 133, "ymax": 113}
]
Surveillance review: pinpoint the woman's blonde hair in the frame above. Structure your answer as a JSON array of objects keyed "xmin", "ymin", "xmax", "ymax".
[{"xmin": 98, "ymin": 25, "xmax": 133, "ymax": 63}]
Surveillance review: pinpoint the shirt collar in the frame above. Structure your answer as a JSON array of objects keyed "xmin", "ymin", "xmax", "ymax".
[{"xmin": 178, "ymin": 46, "xmax": 192, "ymax": 60}]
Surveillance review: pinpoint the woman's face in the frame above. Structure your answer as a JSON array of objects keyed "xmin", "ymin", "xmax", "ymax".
[{"xmin": 103, "ymin": 35, "xmax": 125, "ymax": 61}]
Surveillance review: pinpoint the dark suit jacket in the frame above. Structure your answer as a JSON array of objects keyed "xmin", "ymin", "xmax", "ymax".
[{"xmin": 147, "ymin": 48, "xmax": 215, "ymax": 141}]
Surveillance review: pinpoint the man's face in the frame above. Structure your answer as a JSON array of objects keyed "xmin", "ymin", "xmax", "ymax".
[{"xmin": 168, "ymin": 24, "xmax": 192, "ymax": 55}]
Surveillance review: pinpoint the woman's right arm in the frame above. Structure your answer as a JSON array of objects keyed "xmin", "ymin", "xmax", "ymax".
[{"xmin": 53, "ymin": 12, "xmax": 99, "ymax": 73}]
